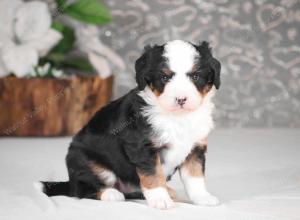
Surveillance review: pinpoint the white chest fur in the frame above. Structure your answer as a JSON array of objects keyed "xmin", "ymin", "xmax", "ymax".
[
  {"xmin": 139, "ymin": 87, "xmax": 215, "ymax": 176},
  {"xmin": 154, "ymin": 105, "xmax": 214, "ymax": 176},
  {"xmin": 140, "ymin": 88, "xmax": 216, "ymax": 177}
]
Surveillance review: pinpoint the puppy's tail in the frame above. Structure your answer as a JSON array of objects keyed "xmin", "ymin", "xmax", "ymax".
[
  {"xmin": 41, "ymin": 181, "xmax": 70, "ymax": 197},
  {"xmin": 41, "ymin": 181, "xmax": 145, "ymax": 200}
]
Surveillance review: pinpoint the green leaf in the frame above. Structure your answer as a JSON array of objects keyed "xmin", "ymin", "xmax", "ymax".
[
  {"xmin": 51, "ymin": 22, "xmax": 75, "ymax": 53},
  {"xmin": 62, "ymin": 57, "xmax": 94, "ymax": 73},
  {"xmin": 51, "ymin": 22, "xmax": 64, "ymax": 32},
  {"xmin": 41, "ymin": 52, "xmax": 65, "ymax": 68},
  {"xmin": 54, "ymin": 0, "xmax": 67, "ymax": 15},
  {"xmin": 56, "ymin": 0, "xmax": 66, "ymax": 7},
  {"xmin": 64, "ymin": 0, "xmax": 112, "ymax": 25},
  {"xmin": 56, "ymin": 0, "xmax": 67, "ymax": 9},
  {"xmin": 42, "ymin": 52, "xmax": 95, "ymax": 73}
]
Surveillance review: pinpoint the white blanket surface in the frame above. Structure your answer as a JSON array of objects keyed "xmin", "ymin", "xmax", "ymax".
[{"xmin": 0, "ymin": 129, "xmax": 299, "ymax": 220}]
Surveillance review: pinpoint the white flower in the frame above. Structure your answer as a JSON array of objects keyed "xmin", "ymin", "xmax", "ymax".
[
  {"xmin": 74, "ymin": 23, "xmax": 125, "ymax": 78},
  {"xmin": 42, "ymin": 63, "xmax": 51, "ymax": 74},
  {"xmin": 29, "ymin": 63, "xmax": 64, "ymax": 78},
  {"xmin": 52, "ymin": 69, "xmax": 63, "ymax": 78},
  {"xmin": 0, "ymin": 0, "xmax": 62, "ymax": 77}
]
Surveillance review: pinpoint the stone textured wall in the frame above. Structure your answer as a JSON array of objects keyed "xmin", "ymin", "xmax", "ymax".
[{"xmin": 100, "ymin": 0, "xmax": 300, "ymax": 127}]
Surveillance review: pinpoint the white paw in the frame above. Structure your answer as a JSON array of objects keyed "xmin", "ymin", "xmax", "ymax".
[
  {"xmin": 100, "ymin": 188, "xmax": 125, "ymax": 202},
  {"xmin": 191, "ymin": 193, "xmax": 220, "ymax": 206},
  {"xmin": 143, "ymin": 187, "xmax": 174, "ymax": 210}
]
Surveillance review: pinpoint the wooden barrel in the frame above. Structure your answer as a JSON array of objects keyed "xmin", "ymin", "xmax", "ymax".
[{"xmin": 0, "ymin": 75, "xmax": 113, "ymax": 136}]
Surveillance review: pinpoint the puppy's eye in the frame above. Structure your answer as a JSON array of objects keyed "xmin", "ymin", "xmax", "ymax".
[
  {"xmin": 190, "ymin": 74, "xmax": 199, "ymax": 81},
  {"xmin": 161, "ymin": 75, "xmax": 170, "ymax": 83}
]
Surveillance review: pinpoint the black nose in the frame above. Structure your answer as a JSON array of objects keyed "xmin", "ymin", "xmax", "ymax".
[{"xmin": 176, "ymin": 97, "xmax": 187, "ymax": 106}]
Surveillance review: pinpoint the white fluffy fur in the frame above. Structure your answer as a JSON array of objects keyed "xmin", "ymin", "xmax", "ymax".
[
  {"xmin": 143, "ymin": 187, "xmax": 174, "ymax": 209},
  {"xmin": 164, "ymin": 40, "xmax": 197, "ymax": 74},
  {"xmin": 179, "ymin": 169, "xmax": 219, "ymax": 206},
  {"xmin": 100, "ymin": 188, "xmax": 125, "ymax": 201},
  {"xmin": 158, "ymin": 40, "xmax": 202, "ymax": 112},
  {"xmin": 95, "ymin": 169, "xmax": 117, "ymax": 186},
  {"xmin": 139, "ymin": 86, "xmax": 215, "ymax": 176}
]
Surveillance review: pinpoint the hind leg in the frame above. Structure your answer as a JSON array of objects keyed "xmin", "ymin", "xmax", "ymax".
[
  {"xmin": 88, "ymin": 161, "xmax": 125, "ymax": 201},
  {"xmin": 66, "ymin": 147, "xmax": 124, "ymax": 201}
]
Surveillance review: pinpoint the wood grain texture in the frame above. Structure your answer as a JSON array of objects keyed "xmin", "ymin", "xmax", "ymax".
[{"xmin": 0, "ymin": 76, "xmax": 113, "ymax": 136}]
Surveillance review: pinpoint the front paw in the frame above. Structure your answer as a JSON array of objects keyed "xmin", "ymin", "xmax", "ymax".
[
  {"xmin": 143, "ymin": 187, "xmax": 174, "ymax": 209},
  {"xmin": 191, "ymin": 193, "xmax": 220, "ymax": 206}
]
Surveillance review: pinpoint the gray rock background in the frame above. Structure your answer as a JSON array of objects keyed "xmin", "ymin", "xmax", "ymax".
[{"xmin": 97, "ymin": 0, "xmax": 300, "ymax": 127}]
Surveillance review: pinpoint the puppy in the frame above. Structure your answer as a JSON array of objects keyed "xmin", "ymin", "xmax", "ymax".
[{"xmin": 42, "ymin": 40, "xmax": 221, "ymax": 209}]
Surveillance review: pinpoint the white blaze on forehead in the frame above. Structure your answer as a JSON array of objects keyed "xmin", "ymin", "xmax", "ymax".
[{"xmin": 164, "ymin": 40, "xmax": 198, "ymax": 74}]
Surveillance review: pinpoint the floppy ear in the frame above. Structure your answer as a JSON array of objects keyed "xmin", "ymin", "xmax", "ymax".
[
  {"xmin": 196, "ymin": 41, "xmax": 221, "ymax": 89},
  {"xmin": 135, "ymin": 45, "xmax": 152, "ymax": 91},
  {"xmin": 209, "ymin": 57, "xmax": 221, "ymax": 89}
]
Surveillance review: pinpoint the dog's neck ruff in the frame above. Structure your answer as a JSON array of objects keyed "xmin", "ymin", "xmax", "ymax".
[{"xmin": 138, "ymin": 87, "xmax": 216, "ymax": 176}]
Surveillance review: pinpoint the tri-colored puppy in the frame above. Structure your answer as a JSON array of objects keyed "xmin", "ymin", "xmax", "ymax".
[{"xmin": 43, "ymin": 40, "xmax": 221, "ymax": 209}]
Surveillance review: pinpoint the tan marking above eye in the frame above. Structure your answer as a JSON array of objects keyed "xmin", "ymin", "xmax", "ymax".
[
  {"xmin": 191, "ymin": 64, "xmax": 199, "ymax": 72},
  {"xmin": 163, "ymin": 68, "xmax": 172, "ymax": 76}
]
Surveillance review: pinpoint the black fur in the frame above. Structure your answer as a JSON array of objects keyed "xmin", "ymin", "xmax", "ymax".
[
  {"xmin": 42, "ymin": 89, "xmax": 159, "ymax": 199},
  {"xmin": 193, "ymin": 41, "xmax": 221, "ymax": 90},
  {"xmin": 135, "ymin": 44, "xmax": 166, "ymax": 92},
  {"xmin": 42, "ymin": 181, "xmax": 70, "ymax": 196},
  {"xmin": 193, "ymin": 146, "xmax": 207, "ymax": 174},
  {"xmin": 42, "ymin": 41, "xmax": 221, "ymax": 201},
  {"xmin": 135, "ymin": 42, "xmax": 221, "ymax": 94}
]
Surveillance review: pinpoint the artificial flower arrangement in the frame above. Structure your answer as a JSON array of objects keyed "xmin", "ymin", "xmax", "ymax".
[
  {"xmin": 0, "ymin": 0, "xmax": 125, "ymax": 79},
  {"xmin": 0, "ymin": 0, "xmax": 124, "ymax": 136}
]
